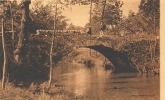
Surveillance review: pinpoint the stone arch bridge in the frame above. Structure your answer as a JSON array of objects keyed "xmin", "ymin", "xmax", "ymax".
[{"xmin": 31, "ymin": 33, "xmax": 137, "ymax": 73}]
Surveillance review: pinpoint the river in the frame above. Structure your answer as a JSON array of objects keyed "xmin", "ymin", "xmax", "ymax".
[{"xmin": 52, "ymin": 62, "xmax": 159, "ymax": 100}]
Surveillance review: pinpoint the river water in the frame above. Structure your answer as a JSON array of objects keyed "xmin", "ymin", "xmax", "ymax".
[{"xmin": 52, "ymin": 62, "xmax": 159, "ymax": 100}]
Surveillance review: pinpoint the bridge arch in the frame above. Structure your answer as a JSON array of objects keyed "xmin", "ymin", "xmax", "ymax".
[
  {"xmin": 86, "ymin": 44, "xmax": 137, "ymax": 73},
  {"xmin": 60, "ymin": 44, "xmax": 137, "ymax": 73},
  {"xmin": 60, "ymin": 47, "xmax": 115, "ymax": 72}
]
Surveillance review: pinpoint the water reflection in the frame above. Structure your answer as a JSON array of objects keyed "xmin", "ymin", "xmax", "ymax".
[{"xmin": 52, "ymin": 62, "xmax": 159, "ymax": 100}]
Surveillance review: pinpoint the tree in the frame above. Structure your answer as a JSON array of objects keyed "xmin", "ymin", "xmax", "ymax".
[
  {"xmin": 119, "ymin": 0, "xmax": 160, "ymax": 70},
  {"xmin": 1, "ymin": 6, "xmax": 7, "ymax": 89},
  {"xmin": 92, "ymin": 0, "xmax": 123, "ymax": 34},
  {"xmin": 13, "ymin": 0, "xmax": 31, "ymax": 65},
  {"xmin": 121, "ymin": 11, "xmax": 147, "ymax": 34},
  {"xmin": 34, "ymin": 0, "xmax": 70, "ymax": 92},
  {"xmin": 139, "ymin": 0, "xmax": 160, "ymax": 63},
  {"xmin": 30, "ymin": 0, "xmax": 69, "ymax": 33},
  {"xmin": 119, "ymin": 0, "xmax": 159, "ymax": 35},
  {"xmin": 67, "ymin": 23, "xmax": 76, "ymax": 30},
  {"xmin": 139, "ymin": 0, "xmax": 159, "ymax": 34},
  {"xmin": 0, "ymin": 0, "xmax": 13, "ymax": 89}
]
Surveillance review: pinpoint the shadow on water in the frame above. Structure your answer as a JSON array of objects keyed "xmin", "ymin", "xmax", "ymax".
[
  {"xmin": 52, "ymin": 62, "xmax": 159, "ymax": 100},
  {"xmin": 104, "ymin": 63, "xmax": 115, "ymax": 72},
  {"xmin": 84, "ymin": 59, "xmax": 115, "ymax": 73},
  {"xmin": 84, "ymin": 60, "xmax": 94, "ymax": 69},
  {"xmin": 87, "ymin": 45, "xmax": 137, "ymax": 73},
  {"xmin": 109, "ymin": 72, "xmax": 140, "ymax": 80}
]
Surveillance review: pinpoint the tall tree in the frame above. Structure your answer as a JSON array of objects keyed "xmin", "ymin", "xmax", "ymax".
[
  {"xmin": 0, "ymin": 0, "xmax": 12, "ymax": 89},
  {"xmin": 139, "ymin": 0, "xmax": 160, "ymax": 63},
  {"xmin": 13, "ymin": 0, "xmax": 31, "ymax": 65},
  {"xmin": 92, "ymin": 0, "xmax": 123, "ymax": 34},
  {"xmin": 30, "ymin": 0, "xmax": 69, "ymax": 33},
  {"xmin": 139, "ymin": 0, "xmax": 159, "ymax": 34}
]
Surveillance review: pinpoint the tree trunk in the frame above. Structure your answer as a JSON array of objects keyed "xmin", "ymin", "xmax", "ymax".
[
  {"xmin": 153, "ymin": 11, "xmax": 157, "ymax": 63},
  {"xmin": 47, "ymin": 3, "xmax": 57, "ymax": 92},
  {"xmin": 13, "ymin": 0, "xmax": 31, "ymax": 65},
  {"xmin": 100, "ymin": 0, "xmax": 106, "ymax": 36},
  {"xmin": 1, "ymin": 18, "xmax": 7, "ymax": 89},
  {"xmin": 101, "ymin": 0, "xmax": 106, "ymax": 22},
  {"xmin": 12, "ymin": 18, "xmax": 14, "ymax": 49}
]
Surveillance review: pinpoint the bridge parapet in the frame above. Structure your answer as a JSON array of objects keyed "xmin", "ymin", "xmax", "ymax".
[{"xmin": 30, "ymin": 33, "xmax": 118, "ymax": 51}]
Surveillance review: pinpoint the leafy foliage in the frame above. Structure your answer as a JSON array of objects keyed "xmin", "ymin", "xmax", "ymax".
[
  {"xmin": 119, "ymin": 0, "xmax": 159, "ymax": 35},
  {"xmin": 30, "ymin": 0, "xmax": 69, "ymax": 33},
  {"xmin": 91, "ymin": 0, "xmax": 123, "ymax": 34}
]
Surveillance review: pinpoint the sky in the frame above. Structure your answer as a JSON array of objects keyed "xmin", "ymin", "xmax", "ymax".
[
  {"xmin": 14, "ymin": 0, "xmax": 141, "ymax": 27},
  {"xmin": 62, "ymin": 5, "xmax": 90, "ymax": 27},
  {"xmin": 62, "ymin": 0, "xmax": 141, "ymax": 27}
]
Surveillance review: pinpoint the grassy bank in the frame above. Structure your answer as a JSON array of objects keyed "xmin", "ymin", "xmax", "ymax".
[{"xmin": 0, "ymin": 81, "xmax": 85, "ymax": 100}]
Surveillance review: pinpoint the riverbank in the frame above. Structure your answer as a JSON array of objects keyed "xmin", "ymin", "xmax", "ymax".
[{"xmin": 0, "ymin": 81, "xmax": 86, "ymax": 100}]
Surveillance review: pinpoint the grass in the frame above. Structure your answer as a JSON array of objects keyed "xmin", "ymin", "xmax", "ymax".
[{"xmin": 0, "ymin": 81, "xmax": 85, "ymax": 100}]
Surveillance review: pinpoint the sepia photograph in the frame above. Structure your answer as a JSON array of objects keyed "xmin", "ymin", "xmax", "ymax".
[{"xmin": 0, "ymin": 0, "xmax": 162, "ymax": 100}]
